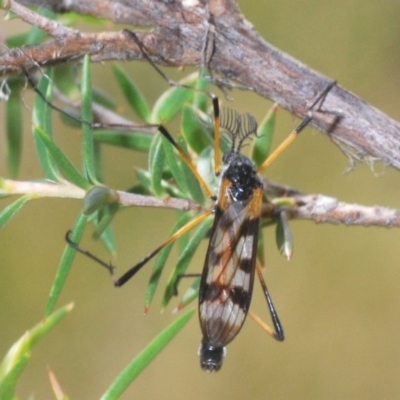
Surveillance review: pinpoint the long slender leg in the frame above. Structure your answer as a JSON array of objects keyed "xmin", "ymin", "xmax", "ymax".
[
  {"xmin": 124, "ymin": 29, "xmax": 222, "ymax": 176},
  {"xmin": 157, "ymin": 125, "xmax": 214, "ymax": 199},
  {"xmin": 257, "ymin": 81, "xmax": 336, "ymax": 172},
  {"xmin": 248, "ymin": 262, "xmax": 285, "ymax": 341},
  {"xmin": 21, "ymin": 64, "xmax": 157, "ymax": 132},
  {"xmin": 66, "ymin": 210, "xmax": 212, "ymax": 287}
]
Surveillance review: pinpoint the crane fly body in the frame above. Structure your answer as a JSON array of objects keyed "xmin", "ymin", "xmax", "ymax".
[{"xmin": 198, "ymin": 110, "xmax": 271, "ymax": 371}]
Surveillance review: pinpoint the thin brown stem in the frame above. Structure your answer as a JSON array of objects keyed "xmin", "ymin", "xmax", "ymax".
[{"xmin": 2, "ymin": 179, "xmax": 400, "ymax": 228}]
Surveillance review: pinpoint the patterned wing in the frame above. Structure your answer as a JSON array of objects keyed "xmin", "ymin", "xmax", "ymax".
[{"xmin": 198, "ymin": 185, "xmax": 263, "ymax": 348}]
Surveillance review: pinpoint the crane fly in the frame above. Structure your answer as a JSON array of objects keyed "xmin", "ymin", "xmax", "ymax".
[
  {"xmin": 56, "ymin": 29, "xmax": 336, "ymax": 372},
  {"xmin": 65, "ymin": 76, "xmax": 334, "ymax": 371},
  {"xmin": 196, "ymin": 85, "xmax": 334, "ymax": 370},
  {"xmin": 198, "ymin": 110, "xmax": 269, "ymax": 371}
]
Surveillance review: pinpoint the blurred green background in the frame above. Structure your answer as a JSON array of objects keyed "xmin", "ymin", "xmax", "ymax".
[{"xmin": 1, "ymin": 0, "xmax": 400, "ymax": 399}]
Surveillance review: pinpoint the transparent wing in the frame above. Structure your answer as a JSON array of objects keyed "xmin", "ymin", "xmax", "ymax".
[{"xmin": 199, "ymin": 186, "xmax": 262, "ymax": 347}]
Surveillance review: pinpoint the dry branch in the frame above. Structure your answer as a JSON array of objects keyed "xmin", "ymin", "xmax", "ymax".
[
  {"xmin": 1, "ymin": 0, "xmax": 400, "ymax": 170},
  {"xmin": 1, "ymin": 0, "xmax": 400, "ymax": 230}
]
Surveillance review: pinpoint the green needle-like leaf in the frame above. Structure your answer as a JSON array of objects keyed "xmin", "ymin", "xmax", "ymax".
[
  {"xmin": 32, "ymin": 71, "xmax": 61, "ymax": 181},
  {"xmin": 192, "ymin": 69, "xmax": 210, "ymax": 111},
  {"xmin": 178, "ymin": 137, "xmax": 205, "ymax": 205},
  {"xmin": 81, "ymin": 54, "xmax": 99, "ymax": 183},
  {"xmin": 0, "ymin": 303, "xmax": 73, "ymax": 400},
  {"xmin": 161, "ymin": 135, "xmax": 188, "ymax": 195},
  {"xmin": 113, "ymin": 63, "xmax": 151, "ymax": 122},
  {"xmin": 0, "ymin": 196, "xmax": 30, "ymax": 229},
  {"xmin": 53, "ymin": 64, "xmax": 80, "ymax": 99},
  {"xmin": 100, "ymin": 309, "xmax": 195, "ymax": 400},
  {"xmin": 251, "ymin": 103, "xmax": 278, "ymax": 167},
  {"xmin": 6, "ymin": 78, "xmax": 23, "ymax": 178},
  {"xmin": 45, "ymin": 214, "xmax": 88, "ymax": 315},
  {"xmin": 275, "ymin": 211, "xmax": 293, "ymax": 260},
  {"xmin": 149, "ymin": 133, "xmax": 166, "ymax": 197},
  {"xmin": 96, "ymin": 220, "xmax": 117, "ymax": 255},
  {"xmin": 181, "ymin": 104, "xmax": 213, "ymax": 155},
  {"xmin": 34, "ymin": 124, "xmax": 90, "ymax": 189},
  {"xmin": 150, "ymin": 73, "xmax": 198, "ymax": 123}
]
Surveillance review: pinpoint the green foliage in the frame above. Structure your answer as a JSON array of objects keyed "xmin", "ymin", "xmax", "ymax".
[
  {"xmin": 113, "ymin": 63, "xmax": 151, "ymax": 122},
  {"xmin": 45, "ymin": 213, "xmax": 88, "ymax": 315},
  {"xmin": 180, "ymin": 70, "xmax": 212, "ymax": 154},
  {"xmin": 148, "ymin": 132, "xmax": 166, "ymax": 197},
  {"xmin": 32, "ymin": 69, "xmax": 62, "ymax": 181},
  {"xmin": 5, "ymin": 78, "xmax": 23, "ymax": 178},
  {"xmin": 0, "ymin": 19, "xmax": 285, "ymax": 396},
  {"xmin": 251, "ymin": 103, "xmax": 278, "ymax": 167},
  {"xmin": 150, "ymin": 73, "xmax": 197, "ymax": 123},
  {"xmin": 81, "ymin": 54, "xmax": 99, "ymax": 183},
  {"xmin": 0, "ymin": 55, "xmax": 221, "ymax": 398},
  {"xmin": 275, "ymin": 210, "xmax": 294, "ymax": 260},
  {"xmin": 0, "ymin": 195, "xmax": 30, "ymax": 228},
  {"xmin": 0, "ymin": 304, "xmax": 73, "ymax": 400}
]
